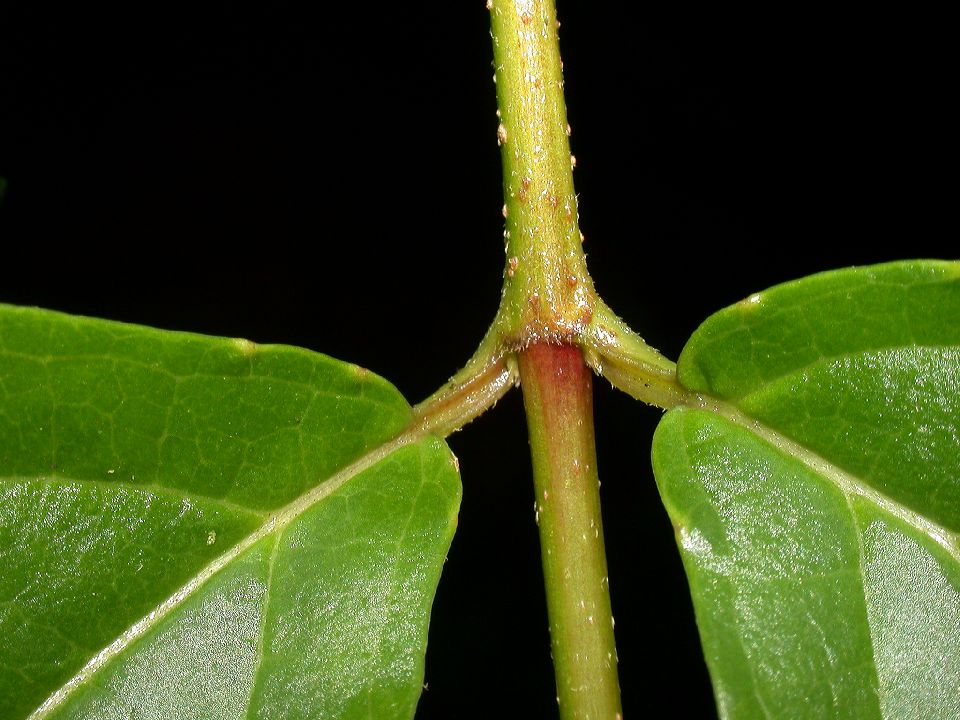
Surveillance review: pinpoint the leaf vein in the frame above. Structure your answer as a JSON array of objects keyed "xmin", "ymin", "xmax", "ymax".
[
  {"xmin": 25, "ymin": 428, "xmax": 424, "ymax": 720},
  {"xmin": 243, "ymin": 533, "xmax": 281, "ymax": 720},
  {"xmin": 689, "ymin": 396, "xmax": 960, "ymax": 563}
]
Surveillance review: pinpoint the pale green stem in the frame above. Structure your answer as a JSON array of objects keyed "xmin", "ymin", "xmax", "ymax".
[
  {"xmin": 487, "ymin": 0, "xmax": 680, "ymax": 406},
  {"xmin": 413, "ymin": 0, "xmax": 683, "ymax": 442},
  {"xmin": 518, "ymin": 342, "xmax": 623, "ymax": 720},
  {"xmin": 487, "ymin": 4, "xmax": 623, "ymax": 716},
  {"xmin": 412, "ymin": 4, "xmax": 692, "ymax": 714},
  {"xmin": 488, "ymin": 0, "xmax": 590, "ymax": 344}
]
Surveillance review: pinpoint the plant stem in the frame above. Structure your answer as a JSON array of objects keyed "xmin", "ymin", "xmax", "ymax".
[
  {"xmin": 518, "ymin": 342, "xmax": 622, "ymax": 720},
  {"xmin": 488, "ymin": 0, "xmax": 591, "ymax": 344},
  {"xmin": 485, "ymin": 0, "xmax": 679, "ymax": 411},
  {"xmin": 488, "ymin": 3, "xmax": 622, "ymax": 716}
]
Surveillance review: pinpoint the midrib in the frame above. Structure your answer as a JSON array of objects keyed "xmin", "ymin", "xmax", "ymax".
[
  {"xmin": 686, "ymin": 392, "xmax": 960, "ymax": 720},
  {"xmin": 686, "ymin": 393, "xmax": 960, "ymax": 563},
  {"xmin": 27, "ymin": 428, "xmax": 422, "ymax": 720}
]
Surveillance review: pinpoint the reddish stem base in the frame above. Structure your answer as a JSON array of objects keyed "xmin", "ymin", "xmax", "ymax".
[{"xmin": 518, "ymin": 343, "xmax": 623, "ymax": 720}]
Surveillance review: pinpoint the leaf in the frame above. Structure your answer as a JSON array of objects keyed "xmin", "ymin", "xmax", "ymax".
[
  {"xmin": 651, "ymin": 260, "xmax": 960, "ymax": 719},
  {"xmin": 0, "ymin": 305, "xmax": 461, "ymax": 720}
]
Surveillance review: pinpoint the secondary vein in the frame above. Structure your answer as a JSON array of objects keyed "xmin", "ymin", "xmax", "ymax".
[
  {"xmin": 0, "ymin": 474, "xmax": 269, "ymax": 521},
  {"xmin": 26, "ymin": 428, "xmax": 423, "ymax": 720},
  {"xmin": 686, "ymin": 394, "xmax": 960, "ymax": 560}
]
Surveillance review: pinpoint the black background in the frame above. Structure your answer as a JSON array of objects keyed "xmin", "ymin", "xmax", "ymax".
[{"xmin": 1, "ymin": 3, "xmax": 953, "ymax": 717}]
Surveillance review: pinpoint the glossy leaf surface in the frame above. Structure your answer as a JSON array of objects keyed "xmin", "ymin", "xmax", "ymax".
[
  {"xmin": 0, "ymin": 306, "xmax": 460, "ymax": 720},
  {"xmin": 652, "ymin": 260, "xmax": 960, "ymax": 719}
]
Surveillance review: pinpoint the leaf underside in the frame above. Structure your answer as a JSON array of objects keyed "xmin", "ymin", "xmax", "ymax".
[
  {"xmin": 0, "ymin": 305, "xmax": 461, "ymax": 720},
  {"xmin": 652, "ymin": 260, "xmax": 960, "ymax": 719}
]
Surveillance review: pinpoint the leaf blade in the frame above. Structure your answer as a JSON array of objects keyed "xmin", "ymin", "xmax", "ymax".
[
  {"xmin": 0, "ymin": 305, "xmax": 459, "ymax": 720},
  {"xmin": 654, "ymin": 408, "xmax": 883, "ymax": 720},
  {"xmin": 677, "ymin": 260, "xmax": 960, "ymax": 402},
  {"xmin": 653, "ymin": 261, "xmax": 960, "ymax": 718}
]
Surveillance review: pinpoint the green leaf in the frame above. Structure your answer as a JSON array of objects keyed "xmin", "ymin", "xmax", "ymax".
[
  {"xmin": 0, "ymin": 305, "xmax": 461, "ymax": 720},
  {"xmin": 651, "ymin": 260, "xmax": 960, "ymax": 719}
]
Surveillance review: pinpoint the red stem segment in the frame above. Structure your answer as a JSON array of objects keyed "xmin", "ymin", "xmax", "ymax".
[{"xmin": 518, "ymin": 343, "xmax": 623, "ymax": 720}]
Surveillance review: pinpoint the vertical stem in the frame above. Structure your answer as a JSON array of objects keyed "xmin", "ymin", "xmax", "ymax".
[
  {"xmin": 487, "ymin": 1, "xmax": 623, "ymax": 715},
  {"xmin": 488, "ymin": 0, "xmax": 597, "ymax": 344},
  {"xmin": 487, "ymin": 0, "xmax": 679, "ymax": 411},
  {"xmin": 519, "ymin": 342, "xmax": 623, "ymax": 720}
]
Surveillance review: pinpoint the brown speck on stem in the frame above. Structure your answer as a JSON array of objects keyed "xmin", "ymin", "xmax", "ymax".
[
  {"xmin": 502, "ymin": 203, "xmax": 509, "ymax": 218},
  {"xmin": 507, "ymin": 256, "xmax": 520, "ymax": 277},
  {"xmin": 518, "ymin": 176, "xmax": 531, "ymax": 202},
  {"xmin": 549, "ymin": 193, "xmax": 559, "ymax": 210},
  {"xmin": 570, "ymin": 154, "xmax": 577, "ymax": 169}
]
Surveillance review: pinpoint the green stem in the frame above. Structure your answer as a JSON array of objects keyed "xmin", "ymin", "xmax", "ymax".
[
  {"xmin": 411, "ymin": 3, "xmax": 695, "ymax": 715},
  {"xmin": 486, "ymin": 4, "xmax": 629, "ymax": 715},
  {"xmin": 518, "ymin": 342, "xmax": 622, "ymax": 720},
  {"xmin": 487, "ymin": 0, "xmax": 679, "ymax": 409},
  {"xmin": 412, "ymin": 0, "xmax": 682, "ymax": 443},
  {"xmin": 489, "ymin": 0, "xmax": 589, "ymax": 344}
]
